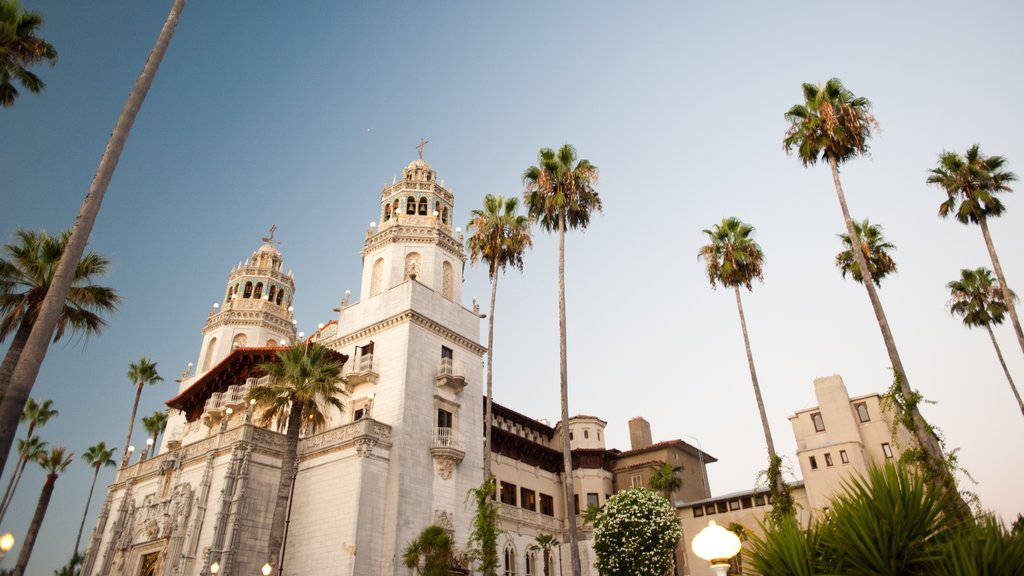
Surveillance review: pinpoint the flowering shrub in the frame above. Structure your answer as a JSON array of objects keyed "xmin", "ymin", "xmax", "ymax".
[{"xmin": 593, "ymin": 488, "xmax": 681, "ymax": 576}]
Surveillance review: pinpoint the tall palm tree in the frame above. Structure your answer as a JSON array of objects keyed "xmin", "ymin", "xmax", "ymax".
[
  {"xmin": 467, "ymin": 194, "xmax": 532, "ymax": 482},
  {"xmin": 530, "ymin": 533, "xmax": 558, "ymax": 576},
  {"xmin": 783, "ymin": 78, "xmax": 955, "ymax": 501},
  {"xmin": 0, "ymin": 397, "xmax": 56, "ymax": 522},
  {"xmin": 248, "ymin": 342, "xmax": 344, "ymax": 567},
  {"xmin": 699, "ymin": 217, "xmax": 787, "ymax": 503},
  {"xmin": 947, "ymin": 267, "xmax": 1023, "ymax": 418},
  {"xmin": 835, "ymin": 219, "xmax": 897, "ymax": 286},
  {"xmin": 928, "ymin": 145, "xmax": 1023, "ymax": 360},
  {"xmin": 0, "ymin": 0, "xmax": 57, "ymax": 107},
  {"xmin": 12, "ymin": 445, "xmax": 72, "ymax": 576},
  {"xmin": 648, "ymin": 462, "xmax": 683, "ymax": 500},
  {"xmin": 0, "ymin": 0, "xmax": 185, "ymax": 479},
  {"xmin": 141, "ymin": 410, "xmax": 168, "ymax": 458},
  {"xmin": 403, "ymin": 525, "xmax": 455, "ymax": 576},
  {"xmin": 0, "ymin": 229, "xmax": 119, "ymax": 397},
  {"xmin": 73, "ymin": 441, "xmax": 116, "ymax": 559},
  {"xmin": 523, "ymin": 143, "xmax": 601, "ymax": 576},
  {"xmin": 121, "ymin": 358, "xmax": 162, "ymax": 466}
]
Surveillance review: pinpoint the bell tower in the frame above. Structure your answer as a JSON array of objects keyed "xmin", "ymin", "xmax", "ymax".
[
  {"xmin": 192, "ymin": 237, "xmax": 297, "ymax": 379},
  {"xmin": 359, "ymin": 154, "xmax": 465, "ymax": 302}
]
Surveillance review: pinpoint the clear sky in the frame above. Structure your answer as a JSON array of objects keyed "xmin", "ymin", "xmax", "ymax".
[{"xmin": 3, "ymin": 1, "xmax": 1024, "ymax": 573}]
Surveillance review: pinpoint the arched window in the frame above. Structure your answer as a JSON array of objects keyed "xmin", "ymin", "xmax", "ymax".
[
  {"xmin": 406, "ymin": 196, "xmax": 416, "ymax": 215},
  {"xmin": 232, "ymin": 333, "xmax": 247, "ymax": 349},
  {"xmin": 202, "ymin": 337, "xmax": 217, "ymax": 372},
  {"xmin": 276, "ymin": 290, "xmax": 284, "ymax": 305},
  {"xmin": 442, "ymin": 207, "xmax": 449, "ymax": 224},
  {"xmin": 243, "ymin": 282, "xmax": 253, "ymax": 298},
  {"xmin": 370, "ymin": 258, "xmax": 384, "ymax": 296},
  {"xmin": 265, "ymin": 339, "xmax": 278, "ymax": 347},
  {"xmin": 384, "ymin": 204, "xmax": 392, "ymax": 221},
  {"xmin": 435, "ymin": 201, "xmax": 441, "ymax": 216},
  {"xmin": 393, "ymin": 199, "xmax": 399, "ymax": 214},
  {"xmin": 442, "ymin": 261, "xmax": 453, "ymax": 300},
  {"xmin": 404, "ymin": 253, "xmax": 421, "ymax": 280},
  {"xmin": 525, "ymin": 551, "xmax": 536, "ymax": 576},
  {"xmin": 268, "ymin": 285, "xmax": 277, "ymax": 303},
  {"xmin": 504, "ymin": 544, "xmax": 517, "ymax": 576},
  {"xmin": 253, "ymin": 283, "xmax": 263, "ymax": 299},
  {"xmin": 418, "ymin": 197, "xmax": 428, "ymax": 215}
]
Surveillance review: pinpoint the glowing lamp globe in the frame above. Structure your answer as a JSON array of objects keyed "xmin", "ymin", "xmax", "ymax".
[
  {"xmin": 691, "ymin": 520, "xmax": 741, "ymax": 568},
  {"xmin": 209, "ymin": 561, "xmax": 220, "ymax": 574},
  {"xmin": 0, "ymin": 532, "xmax": 14, "ymax": 552},
  {"xmin": 261, "ymin": 563, "xmax": 273, "ymax": 575}
]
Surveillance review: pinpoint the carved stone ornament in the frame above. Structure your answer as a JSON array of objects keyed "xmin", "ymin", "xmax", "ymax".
[
  {"xmin": 355, "ymin": 438, "xmax": 376, "ymax": 457},
  {"xmin": 435, "ymin": 509, "xmax": 454, "ymax": 533},
  {"xmin": 433, "ymin": 454, "xmax": 459, "ymax": 480}
]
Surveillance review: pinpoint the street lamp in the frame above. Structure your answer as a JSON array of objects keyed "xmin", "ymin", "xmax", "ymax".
[
  {"xmin": 691, "ymin": 520, "xmax": 741, "ymax": 576},
  {"xmin": 209, "ymin": 561, "xmax": 220, "ymax": 574},
  {"xmin": 0, "ymin": 532, "xmax": 14, "ymax": 560},
  {"xmin": 261, "ymin": 562, "xmax": 273, "ymax": 575}
]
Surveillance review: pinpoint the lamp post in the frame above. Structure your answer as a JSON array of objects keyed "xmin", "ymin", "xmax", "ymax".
[
  {"xmin": 261, "ymin": 562, "xmax": 272, "ymax": 575},
  {"xmin": 691, "ymin": 520, "xmax": 741, "ymax": 576},
  {"xmin": 0, "ymin": 532, "xmax": 14, "ymax": 562}
]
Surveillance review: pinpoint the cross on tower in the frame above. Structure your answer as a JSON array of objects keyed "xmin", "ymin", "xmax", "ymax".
[
  {"xmin": 416, "ymin": 138, "xmax": 429, "ymax": 160},
  {"xmin": 261, "ymin": 224, "xmax": 278, "ymax": 245}
]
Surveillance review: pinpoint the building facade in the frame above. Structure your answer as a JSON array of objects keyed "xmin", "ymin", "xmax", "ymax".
[{"xmin": 82, "ymin": 156, "xmax": 913, "ymax": 576}]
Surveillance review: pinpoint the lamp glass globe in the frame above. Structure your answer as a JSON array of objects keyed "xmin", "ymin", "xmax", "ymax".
[
  {"xmin": 0, "ymin": 532, "xmax": 14, "ymax": 552},
  {"xmin": 691, "ymin": 520, "xmax": 741, "ymax": 563},
  {"xmin": 209, "ymin": 561, "xmax": 220, "ymax": 574},
  {"xmin": 261, "ymin": 563, "xmax": 273, "ymax": 575}
]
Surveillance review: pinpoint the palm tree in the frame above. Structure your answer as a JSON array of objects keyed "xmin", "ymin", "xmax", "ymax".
[
  {"xmin": 835, "ymin": 219, "xmax": 897, "ymax": 286},
  {"xmin": 467, "ymin": 194, "xmax": 532, "ymax": 482},
  {"xmin": 783, "ymin": 78, "xmax": 955, "ymax": 501},
  {"xmin": 0, "ymin": 0, "xmax": 185, "ymax": 479},
  {"xmin": 0, "ymin": 0, "xmax": 57, "ymax": 107},
  {"xmin": 0, "ymin": 397, "xmax": 56, "ymax": 523},
  {"xmin": 523, "ymin": 144, "xmax": 600, "ymax": 576},
  {"xmin": 648, "ymin": 462, "xmax": 683, "ymax": 500},
  {"xmin": 947, "ymin": 267, "xmax": 1023, "ymax": 417},
  {"xmin": 530, "ymin": 533, "xmax": 558, "ymax": 576},
  {"xmin": 699, "ymin": 217, "xmax": 789, "ymax": 508},
  {"xmin": 248, "ymin": 342, "xmax": 344, "ymax": 566},
  {"xmin": 141, "ymin": 410, "xmax": 168, "ymax": 458},
  {"xmin": 120, "ymin": 358, "xmax": 162, "ymax": 466},
  {"xmin": 12, "ymin": 445, "xmax": 72, "ymax": 576},
  {"xmin": 73, "ymin": 442, "xmax": 116, "ymax": 558},
  {"xmin": 0, "ymin": 229, "xmax": 119, "ymax": 397},
  {"xmin": 928, "ymin": 145, "xmax": 1024, "ymax": 360},
  {"xmin": 403, "ymin": 525, "xmax": 455, "ymax": 576}
]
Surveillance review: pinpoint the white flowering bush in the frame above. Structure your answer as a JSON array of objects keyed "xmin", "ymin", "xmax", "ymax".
[{"xmin": 593, "ymin": 487, "xmax": 681, "ymax": 576}]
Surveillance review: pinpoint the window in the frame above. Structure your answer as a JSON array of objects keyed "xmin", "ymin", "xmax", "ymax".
[
  {"xmin": 597, "ymin": 431, "xmax": 601, "ymax": 440},
  {"xmin": 741, "ymin": 496, "xmax": 753, "ymax": 509},
  {"xmin": 202, "ymin": 337, "xmax": 217, "ymax": 372},
  {"xmin": 754, "ymin": 494, "xmax": 765, "ymax": 506},
  {"xmin": 384, "ymin": 204, "xmax": 392, "ymax": 221},
  {"xmin": 525, "ymin": 551, "xmax": 536, "ymax": 576},
  {"xmin": 521, "ymin": 488, "xmax": 536, "ymax": 511},
  {"xmin": 825, "ymin": 453, "xmax": 834, "ymax": 467},
  {"xmin": 587, "ymin": 493, "xmax": 599, "ymax": 508},
  {"xmin": 232, "ymin": 333, "xmax": 247, "ymax": 349},
  {"xmin": 692, "ymin": 505, "xmax": 704, "ymax": 517},
  {"xmin": 418, "ymin": 196, "xmax": 428, "ymax": 215},
  {"xmin": 716, "ymin": 501, "xmax": 728, "ymax": 514},
  {"xmin": 406, "ymin": 196, "xmax": 416, "ymax": 215},
  {"xmin": 276, "ymin": 289, "xmax": 284, "ymax": 305},
  {"xmin": 729, "ymin": 499, "xmax": 740, "ymax": 511},
  {"xmin": 705, "ymin": 504, "xmax": 716, "ymax": 516},
  {"xmin": 539, "ymin": 493, "xmax": 554, "ymax": 516},
  {"xmin": 500, "ymin": 482, "xmax": 517, "ymax": 506},
  {"xmin": 840, "ymin": 450, "xmax": 849, "ymax": 464},
  {"xmin": 569, "ymin": 432, "xmax": 574, "ymax": 441},
  {"xmin": 253, "ymin": 282, "xmax": 263, "ymax": 299},
  {"xmin": 504, "ymin": 544, "xmax": 517, "ymax": 576},
  {"xmin": 442, "ymin": 207, "xmax": 449, "ymax": 224},
  {"xmin": 370, "ymin": 258, "xmax": 384, "ymax": 296},
  {"xmin": 441, "ymin": 345, "xmax": 453, "ymax": 359},
  {"xmin": 243, "ymin": 282, "xmax": 253, "ymax": 298},
  {"xmin": 268, "ymin": 285, "xmax": 277, "ymax": 303},
  {"xmin": 437, "ymin": 409, "xmax": 453, "ymax": 429},
  {"xmin": 811, "ymin": 412, "xmax": 825, "ymax": 432},
  {"xmin": 856, "ymin": 402, "xmax": 870, "ymax": 422},
  {"xmin": 353, "ymin": 408, "xmax": 365, "ymax": 421},
  {"xmin": 809, "ymin": 455, "xmax": 818, "ymax": 470},
  {"xmin": 583, "ymin": 429, "xmax": 589, "ymax": 439},
  {"xmin": 882, "ymin": 443, "xmax": 893, "ymax": 459},
  {"xmin": 629, "ymin": 474, "xmax": 642, "ymax": 488}
]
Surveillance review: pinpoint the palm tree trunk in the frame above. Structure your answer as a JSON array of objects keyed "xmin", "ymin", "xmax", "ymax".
[
  {"xmin": 827, "ymin": 158, "xmax": 965, "ymax": 512},
  {"xmin": 979, "ymin": 217, "xmax": 1024, "ymax": 359},
  {"xmin": 0, "ymin": 0, "xmax": 186, "ymax": 479},
  {"xmin": 12, "ymin": 472, "xmax": 57, "ymax": 576},
  {"xmin": 0, "ymin": 423, "xmax": 35, "ymax": 523},
  {"xmin": 268, "ymin": 400, "xmax": 303, "ymax": 566},
  {"xmin": 985, "ymin": 325, "xmax": 1024, "ymax": 418},
  {"xmin": 73, "ymin": 464, "xmax": 101, "ymax": 557},
  {"xmin": 0, "ymin": 319, "xmax": 33, "ymax": 401},
  {"xmin": 555, "ymin": 212, "xmax": 581, "ymax": 576},
  {"xmin": 121, "ymin": 382, "xmax": 144, "ymax": 467},
  {"xmin": 483, "ymin": 266, "xmax": 498, "ymax": 482},
  {"xmin": 733, "ymin": 287, "xmax": 781, "ymax": 484}
]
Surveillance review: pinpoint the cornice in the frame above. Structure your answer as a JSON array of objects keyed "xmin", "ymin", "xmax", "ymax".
[
  {"xmin": 324, "ymin": 309, "xmax": 485, "ymax": 356},
  {"xmin": 360, "ymin": 225, "xmax": 465, "ymax": 262}
]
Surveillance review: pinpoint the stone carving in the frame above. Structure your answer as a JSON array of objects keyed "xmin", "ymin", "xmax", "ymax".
[
  {"xmin": 433, "ymin": 455, "xmax": 459, "ymax": 480},
  {"xmin": 404, "ymin": 252, "xmax": 421, "ymax": 280},
  {"xmin": 435, "ymin": 509, "xmax": 454, "ymax": 533},
  {"xmin": 442, "ymin": 261, "xmax": 453, "ymax": 299},
  {"xmin": 355, "ymin": 438, "xmax": 376, "ymax": 457}
]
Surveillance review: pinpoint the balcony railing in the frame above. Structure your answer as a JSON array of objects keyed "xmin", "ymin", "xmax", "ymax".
[
  {"xmin": 436, "ymin": 359, "xmax": 466, "ymax": 393},
  {"xmin": 343, "ymin": 352, "xmax": 378, "ymax": 386},
  {"xmin": 431, "ymin": 427, "xmax": 462, "ymax": 451}
]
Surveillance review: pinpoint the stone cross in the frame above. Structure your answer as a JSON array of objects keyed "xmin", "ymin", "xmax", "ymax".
[{"xmin": 417, "ymin": 138, "xmax": 429, "ymax": 159}]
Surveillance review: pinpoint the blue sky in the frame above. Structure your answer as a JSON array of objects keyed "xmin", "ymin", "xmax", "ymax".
[{"xmin": 3, "ymin": 1, "xmax": 1024, "ymax": 573}]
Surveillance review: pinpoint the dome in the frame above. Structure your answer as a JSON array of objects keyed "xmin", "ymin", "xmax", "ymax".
[
  {"xmin": 405, "ymin": 158, "xmax": 431, "ymax": 171},
  {"xmin": 255, "ymin": 242, "xmax": 280, "ymax": 255}
]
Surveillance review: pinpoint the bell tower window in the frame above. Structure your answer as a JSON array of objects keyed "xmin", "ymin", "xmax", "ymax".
[
  {"xmin": 268, "ymin": 285, "xmax": 277, "ymax": 303},
  {"xmin": 418, "ymin": 197, "xmax": 428, "ymax": 215},
  {"xmin": 253, "ymin": 283, "xmax": 263, "ymax": 299},
  {"xmin": 406, "ymin": 196, "xmax": 416, "ymax": 215},
  {"xmin": 442, "ymin": 207, "xmax": 449, "ymax": 224},
  {"xmin": 384, "ymin": 204, "xmax": 392, "ymax": 221},
  {"xmin": 276, "ymin": 290, "xmax": 284, "ymax": 305},
  {"xmin": 243, "ymin": 282, "xmax": 253, "ymax": 298}
]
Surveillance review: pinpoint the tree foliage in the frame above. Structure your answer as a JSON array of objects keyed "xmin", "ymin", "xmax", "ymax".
[
  {"xmin": 835, "ymin": 219, "xmax": 897, "ymax": 286},
  {"xmin": 783, "ymin": 78, "xmax": 877, "ymax": 167},
  {"xmin": 927, "ymin": 144, "xmax": 1017, "ymax": 225},
  {"xmin": 466, "ymin": 477, "xmax": 499, "ymax": 576},
  {"xmin": 404, "ymin": 525, "xmax": 459, "ymax": 576},
  {"xmin": 593, "ymin": 488, "xmax": 680, "ymax": 576},
  {"xmin": 648, "ymin": 462, "xmax": 683, "ymax": 499},
  {"xmin": 0, "ymin": 0, "xmax": 58, "ymax": 106},
  {"xmin": 947, "ymin": 267, "xmax": 1013, "ymax": 329},
  {"xmin": 699, "ymin": 217, "xmax": 764, "ymax": 291}
]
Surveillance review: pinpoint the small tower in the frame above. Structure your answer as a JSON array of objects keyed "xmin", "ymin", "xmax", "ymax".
[
  {"xmin": 359, "ymin": 156, "xmax": 465, "ymax": 302},
  {"xmin": 193, "ymin": 239, "xmax": 297, "ymax": 379}
]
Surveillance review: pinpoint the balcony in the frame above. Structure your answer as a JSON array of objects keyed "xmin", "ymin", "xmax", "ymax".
[
  {"xmin": 344, "ymin": 352, "xmax": 378, "ymax": 386},
  {"xmin": 435, "ymin": 358, "xmax": 466, "ymax": 393},
  {"xmin": 430, "ymin": 427, "xmax": 464, "ymax": 479}
]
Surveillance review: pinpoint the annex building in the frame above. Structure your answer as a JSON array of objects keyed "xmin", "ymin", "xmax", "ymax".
[{"xmin": 81, "ymin": 156, "xmax": 911, "ymax": 576}]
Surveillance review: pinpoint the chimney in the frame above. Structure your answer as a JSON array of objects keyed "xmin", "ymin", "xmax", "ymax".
[{"xmin": 628, "ymin": 417, "xmax": 653, "ymax": 450}]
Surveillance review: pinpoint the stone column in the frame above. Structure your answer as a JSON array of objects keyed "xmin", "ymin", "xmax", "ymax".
[
  {"xmin": 222, "ymin": 446, "xmax": 252, "ymax": 575},
  {"xmin": 176, "ymin": 452, "xmax": 216, "ymax": 576},
  {"xmin": 199, "ymin": 444, "xmax": 244, "ymax": 575},
  {"xmin": 99, "ymin": 482, "xmax": 135, "ymax": 576}
]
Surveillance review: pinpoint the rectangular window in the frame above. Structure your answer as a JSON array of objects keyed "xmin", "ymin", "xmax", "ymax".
[
  {"xmin": 587, "ymin": 493, "xmax": 599, "ymax": 508},
  {"xmin": 728, "ymin": 499, "xmax": 740, "ymax": 511},
  {"xmin": 825, "ymin": 453, "xmax": 834, "ymax": 467},
  {"xmin": 437, "ymin": 409, "xmax": 453, "ymax": 429},
  {"xmin": 754, "ymin": 494, "xmax": 765, "ymax": 506},
  {"xmin": 441, "ymin": 345, "xmax": 453, "ymax": 359},
  {"xmin": 840, "ymin": 450, "xmax": 849, "ymax": 464},
  {"xmin": 353, "ymin": 408, "xmax": 365, "ymax": 421},
  {"xmin": 856, "ymin": 402, "xmax": 870, "ymax": 422},
  {"xmin": 882, "ymin": 442, "xmax": 893, "ymax": 459},
  {"xmin": 741, "ymin": 496, "xmax": 753, "ymax": 509},
  {"xmin": 521, "ymin": 488, "xmax": 536, "ymax": 511},
  {"xmin": 630, "ymin": 474, "xmax": 642, "ymax": 488},
  {"xmin": 809, "ymin": 455, "xmax": 818, "ymax": 470},
  {"xmin": 573, "ymin": 494, "xmax": 579, "ymax": 515},
  {"xmin": 705, "ymin": 504, "xmax": 716, "ymax": 516},
  {"xmin": 692, "ymin": 505, "xmax": 704, "ymax": 517},
  {"xmin": 539, "ymin": 493, "xmax": 554, "ymax": 516},
  {"xmin": 716, "ymin": 501, "xmax": 728, "ymax": 514},
  {"xmin": 500, "ymin": 481, "xmax": 517, "ymax": 506},
  {"xmin": 811, "ymin": 412, "xmax": 825, "ymax": 432}
]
